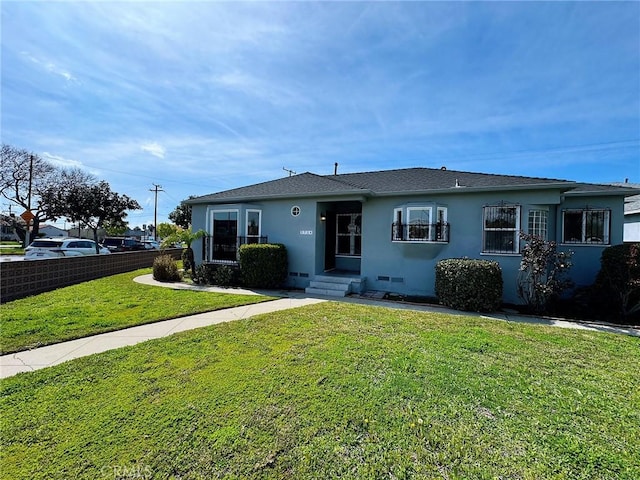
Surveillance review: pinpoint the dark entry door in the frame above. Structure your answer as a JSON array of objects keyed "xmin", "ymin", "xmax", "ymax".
[{"xmin": 324, "ymin": 211, "xmax": 336, "ymax": 271}]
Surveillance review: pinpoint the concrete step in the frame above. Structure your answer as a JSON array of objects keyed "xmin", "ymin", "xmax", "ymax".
[
  {"xmin": 313, "ymin": 275, "xmax": 360, "ymax": 284},
  {"xmin": 308, "ymin": 281, "xmax": 350, "ymax": 292},
  {"xmin": 304, "ymin": 287, "xmax": 348, "ymax": 297}
]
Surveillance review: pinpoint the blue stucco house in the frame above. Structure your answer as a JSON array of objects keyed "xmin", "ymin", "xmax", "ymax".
[{"xmin": 187, "ymin": 167, "xmax": 636, "ymax": 304}]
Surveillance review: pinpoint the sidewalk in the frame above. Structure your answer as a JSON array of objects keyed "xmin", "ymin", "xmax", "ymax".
[{"xmin": 2, "ymin": 275, "xmax": 638, "ymax": 379}]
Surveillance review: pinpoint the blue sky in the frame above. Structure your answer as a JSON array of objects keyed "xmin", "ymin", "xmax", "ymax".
[{"xmin": 2, "ymin": 1, "xmax": 639, "ymax": 228}]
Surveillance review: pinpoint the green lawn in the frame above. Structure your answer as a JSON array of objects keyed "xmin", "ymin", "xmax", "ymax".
[
  {"xmin": 2, "ymin": 302, "xmax": 638, "ymax": 479},
  {"xmin": 0, "ymin": 241, "xmax": 24, "ymax": 255},
  {"xmin": 0, "ymin": 268, "xmax": 274, "ymax": 354}
]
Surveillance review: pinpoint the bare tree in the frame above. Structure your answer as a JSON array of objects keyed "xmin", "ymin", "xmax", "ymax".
[{"xmin": 1, "ymin": 144, "xmax": 59, "ymax": 243}]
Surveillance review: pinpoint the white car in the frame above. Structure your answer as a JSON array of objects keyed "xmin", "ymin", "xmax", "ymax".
[
  {"xmin": 25, "ymin": 238, "xmax": 110, "ymax": 259},
  {"xmin": 142, "ymin": 240, "xmax": 160, "ymax": 250}
]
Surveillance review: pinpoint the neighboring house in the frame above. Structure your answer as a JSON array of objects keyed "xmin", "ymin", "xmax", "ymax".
[
  {"xmin": 0, "ymin": 214, "xmax": 22, "ymax": 241},
  {"xmin": 187, "ymin": 167, "xmax": 636, "ymax": 304},
  {"xmin": 38, "ymin": 224, "xmax": 68, "ymax": 238},
  {"xmin": 613, "ymin": 183, "xmax": 640, "ymax": 242}
]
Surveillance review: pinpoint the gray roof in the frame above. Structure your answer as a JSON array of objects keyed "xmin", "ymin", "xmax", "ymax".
[
  {"xmin": 187, "ymin": 167, "xmax": 635, "ymax": 204},
  {"xmin": 610, "ymin": 182, "xmax": 640, "ymax": 213}
]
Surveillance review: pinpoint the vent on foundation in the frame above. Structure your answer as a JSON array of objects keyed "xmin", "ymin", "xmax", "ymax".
[{"xmin": 377, "ymin": 275, "xmax": 390, "ymax": 282}]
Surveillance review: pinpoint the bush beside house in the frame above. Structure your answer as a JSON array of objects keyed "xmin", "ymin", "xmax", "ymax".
[
  {"xmin": 588, "ymin": 243, "xmax": 640, "ymax": 323},
  {"xmin": 192, "ymin": 243, "xmax": 288, "ymax": 289},
  {"xmin": 153, "ymin": 254, "xmax": 182, "ymax": 282},
  {"xmin": 239, "ymin": 243, "xmax": 288, "ymax": 289},
  {"xmin": 435, "ymin": 258, "xmax": 503, "ymax": 312}
]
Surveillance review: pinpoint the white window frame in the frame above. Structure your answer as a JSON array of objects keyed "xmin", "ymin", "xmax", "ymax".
[
  {"xmin": 482, "ymin": 205, "xmax": 521, "ymax": 254},
  {"xmin": 406, "ymin": 206, "xmax": 432, "ymax": 241},
  {"xmin": 335, "ymin": 213, "xmax": 362, "ymax": 257},
  {"xmin": 392, "ymin": 205, "xmax": 448, "ymax": 242},
  {"xmin": 562, "ymin": 209, "xmax": 610, "ymax": 245},
  {"xmin": 528, "ymin": 208, "xmax": 548, "ymax": 240},
  {"xmin": 245, "ymin": 209, "xmax": 262, "ymax": 239}
]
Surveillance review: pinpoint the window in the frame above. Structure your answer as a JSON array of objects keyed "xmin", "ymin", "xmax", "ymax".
[
  {"xmin": 246, "ymin": 210, "xmax": 261, "ymax": 243},
  {"xmin": 483, "ymin": 205, "xmax": 520, "ymax": 254},
  {"xmin": 407, "ymin": 207, "xmax": 431, "ymax": 241},
  {"xmin": 336, "ymin": 213, "xmax": 361, "ymax": 256},
  {"xmin": 212, "ymin": 210, "xmax": 238, "ymax": 261},
  {"xmin": 392, "ymin": 205, "xmax": 448, "ymax": 242},
  {"xmin": 528, "ymin": 209, "xmax": 548, "ymax": 239},
  {"xmin": 291, "ymin": 206, "xmax": 300, "ymax": 217},
  {"xmin": 562, "ymin": 209, "xmax": 610, "ymax": 244}
]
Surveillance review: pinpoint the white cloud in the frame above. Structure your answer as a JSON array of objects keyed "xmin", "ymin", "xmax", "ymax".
[
  {"xmin": 141, "ymin": 143, "xmax": 166, "ymax": 159},
  {"xmin": 42, "ymin": 152, "xmax": 83, "ymax": 169},
  {"xmin": 21, "ymin": 52, "xmax": 78, "ymax": 83}
]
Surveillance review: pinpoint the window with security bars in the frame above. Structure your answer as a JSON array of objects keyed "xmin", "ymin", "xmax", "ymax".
[
  {"xmin": 483, "ymin": 205, "xmax": 520, "ymax": 254},
  {"xmin": 562, "ymin": 209, "xmax": 610, "ymax": 244},
  {"xmin": 528, "ymin": 209, "xmax": 548, "ymax": 239}
]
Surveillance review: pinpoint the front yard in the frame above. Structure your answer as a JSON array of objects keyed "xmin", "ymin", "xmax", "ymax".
[
  {"xmin": 2, "ymin": 302, "xmax": 638, "ymax": 479},
  {"xmin": 0, "ymin": 268, "xmax": 274, "ymax": 354}
]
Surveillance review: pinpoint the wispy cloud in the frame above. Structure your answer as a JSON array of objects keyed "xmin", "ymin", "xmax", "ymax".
[
  {"xmin": 21, "ymin": 52, "xmax": 78, "ymax": 83},
  {"xmin": 141, "ymin": 143, "xmax": 166, "ymax": 159},
  {"xmin": 2, "ymin": 1, "xmax": 638, "ymax": 227}
]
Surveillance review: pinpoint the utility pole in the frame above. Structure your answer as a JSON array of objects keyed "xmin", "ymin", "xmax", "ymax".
[
  {"xmin": 149, "ymin": 184, "xmax": 164, "ymax": 240},
  {"xmin": 24, "ymin": 155, "xmax": 34, "ymax": 247}
]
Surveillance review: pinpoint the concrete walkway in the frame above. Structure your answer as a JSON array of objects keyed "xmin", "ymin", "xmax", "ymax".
[{"xmin": 2, "ymin": 274, "xmax": 638, "ymax": 379}]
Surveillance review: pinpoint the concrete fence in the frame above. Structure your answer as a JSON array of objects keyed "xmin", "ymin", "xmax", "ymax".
[{"xmin": 1, "ymin": 249, "xmax": 183, "ymax": 303}]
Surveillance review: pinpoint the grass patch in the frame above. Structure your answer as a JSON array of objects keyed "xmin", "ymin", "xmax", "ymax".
[
  {"xmin": 0, "ymin": 269, "xmax": 274, "ymax": 354},
  {"xmin": 1, "ymin": 303, "xmax": 638, "ymax": 479},
  {"xmin": 0, "ymin": 247, "xmax": 24, "ymax": 255}
]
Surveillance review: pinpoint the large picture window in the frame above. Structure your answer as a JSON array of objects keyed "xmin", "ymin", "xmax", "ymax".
[
  {"xmin": 562, "ymin": 209, "xmax": 610, "ymax": 244},
  {"xmin": 483, "ymin": 205, "xmax": 520, "ymax": 254},
  {"xmin": 407, "ymin": 207, "xmax": 431, "ymax": 241},
  {"xmin": 212, "ymin": 210, "xmax": 238, "ymax": 261}
]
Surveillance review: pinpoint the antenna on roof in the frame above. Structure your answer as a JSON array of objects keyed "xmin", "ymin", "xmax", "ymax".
[{"xmin": 283, "ymin": 167, "xmax": 296, "ymax": 177}]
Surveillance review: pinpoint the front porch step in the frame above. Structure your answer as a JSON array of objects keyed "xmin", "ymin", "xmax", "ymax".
[
  {"xmin": 304, "ymin": 275, "xmax": 365, "ymax": 297},
  {"xmin": 305, "ymin": 287, "xmax": 349, "ymax": 297}
]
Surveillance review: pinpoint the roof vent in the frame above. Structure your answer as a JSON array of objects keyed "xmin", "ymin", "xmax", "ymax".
[
  {"xmin": 334, "ymin": 162, "xmax": 338, "ymax": 175},
  {"xmin": 455, "ymin": 179, "xmax": 460, "ymax": 187},
  {"xmin": 441, "ymin": 166, "xmax": 447, "ymax": 170}
]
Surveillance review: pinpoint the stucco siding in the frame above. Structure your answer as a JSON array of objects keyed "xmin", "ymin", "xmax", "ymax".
[{"xmin": 191, "ymin": 187, "xmax": 626, "ymax": 305}]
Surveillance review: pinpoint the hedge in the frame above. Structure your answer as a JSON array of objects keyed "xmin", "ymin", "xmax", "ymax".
[
  {"xmin": 239, "ymin": 243, "xmax": 288, "ymax": 289},
  {"xmin": 435, "ymin": 258, "xmax": 503, "ymax": 312}
]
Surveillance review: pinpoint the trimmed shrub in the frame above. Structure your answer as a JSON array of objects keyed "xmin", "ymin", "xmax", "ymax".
[
  {"xmin": 435, "ymin": 258, "xmax": 503, "ymax": 312},
  {"xmin": 239, "ymin": 243, "xmax": 288, "ymax": 289},
  {"xmin": 192, "ymin": 264, "xmax": 240, "ymax": 287},
  {"xmin": 153, "ymin": 254, "xmax": 182, "ymax": 282},
  {"xmin": 590, "ymin": 243, "xmax": 640, "ymax": 323}
]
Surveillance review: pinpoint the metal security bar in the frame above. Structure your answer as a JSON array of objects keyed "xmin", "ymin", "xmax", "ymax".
[
  {"xmin": 391, "ymin": 222, "xmax": 450, "ymax": 242},
  {"xmin": 202, "ymin": 235, "xmax": 269, "ymax": 263}
]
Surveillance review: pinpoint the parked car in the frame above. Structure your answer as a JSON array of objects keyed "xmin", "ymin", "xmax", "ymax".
[
  {"xmin": 142, "ymin": 240, "xmax": 160, "ymax": 250},
  {"xmin": 102, "ymin": 237, "xmax": 145, "ymax": 252},
  {"xmin": 25, "ymin": 238, "xmax": 110, "ymax": 259}
]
